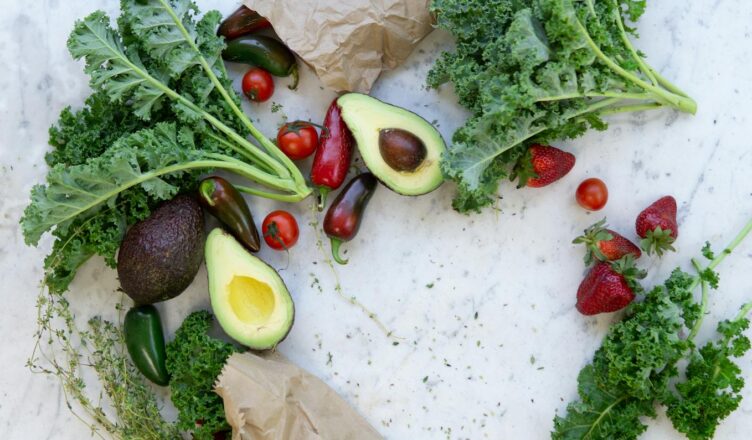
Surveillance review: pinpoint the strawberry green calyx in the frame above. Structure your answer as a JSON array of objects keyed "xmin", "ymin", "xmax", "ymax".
[
  {"xmin": 640, "ymin": 226, "xmax": 677, "ymax": 257},
  {"xmin": 573, "ymin": 218, "xmax": 614, "ymax": 265},
  {"xmin": 574, "ymin": 219, "xmax": 642, "ymax": 265},
  {"xmin": 610, "ymin": 255, "xmax": 647, "ymax": 295}
]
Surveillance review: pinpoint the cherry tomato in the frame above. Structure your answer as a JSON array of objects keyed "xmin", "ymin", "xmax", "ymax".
[
  {"xmin": 576, "ymin": 178, "xmax": 609, "ymax": 211},
  {"xmin": 276, "ymin": 121, "xmax": 319, "ymax": 160},
  {"xmin": 262, "ymin": 210, "xmax": 299, "ymax": 250},
  {"xmin": 241, "ymin": 67, "xmax": 274, "ymax": 102}
]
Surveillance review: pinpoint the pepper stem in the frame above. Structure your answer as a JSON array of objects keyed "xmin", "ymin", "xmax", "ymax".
[
  {"xmin": 198, "ymin": 178, "xmax": 217, "ymax": 207},
  {"xmin": 317, "ymin": 187, "xmax": 330, "ymax": 211},
  {"xmin": 330, "ymin": 238, "xmax": 348, "ymax": 265}
]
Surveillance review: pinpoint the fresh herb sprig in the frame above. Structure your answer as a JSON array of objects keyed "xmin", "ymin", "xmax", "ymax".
[
  {"xmin": 429, "ymin": 0, "xmax": 697, "ymax": 212},
  {"xmin": 29, "ymin": 291, "xmax": 180, "ymax": 440},
  {"xmin": 553, "ymin": 219, "xmax": 752, "ymax": 439}
]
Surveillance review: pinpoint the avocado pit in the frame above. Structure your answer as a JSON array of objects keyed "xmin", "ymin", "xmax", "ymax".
[{"xmin": 378, "ymin": 128, "xmax": 427, "ymax": 172}]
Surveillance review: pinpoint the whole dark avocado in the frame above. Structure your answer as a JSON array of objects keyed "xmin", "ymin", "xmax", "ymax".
[{"xmin": 117, "ymin": 195, "xmax": 205, "ymax": 304}]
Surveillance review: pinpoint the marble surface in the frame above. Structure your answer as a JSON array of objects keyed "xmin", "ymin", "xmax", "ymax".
[{"xmin": 2, "ymin": 1, "xmax": 752, "ymax": 439}]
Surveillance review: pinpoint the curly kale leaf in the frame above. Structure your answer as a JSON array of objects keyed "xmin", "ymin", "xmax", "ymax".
[
  {"xmin": 592, "ymin": 269, "xmax": 697, "ymax": 400},
  {"xmin": 27, "ymin": 0, "xmax": 267, "ymax": 293},
  {"xmin": 22, "ymin": 123, "xmax": 203, "ymax": 247},
  {"xmin": 25, "ymin": 122, "xmax": 261, "ymax": 293},
  {"xmin": 552, "ymin": 365, "xmax": 653, "ymax": 440},
  {"xmin": 166, "ymin": 311, "xmax": 238, "ymax": 440},
  {"xmin": 429, "ymin": 0, "xmax": 695, "ymax": 212},
  {"xmin": 664, "ymin": 309, "xmax": 752, "ymax": 440},
  {"xmin": 552, "ymin": 269, "xmax": 701, "ymax": 439},
  {"xmin": 553, "ymin": 224, "xmax": 752, "ymax": 440}
]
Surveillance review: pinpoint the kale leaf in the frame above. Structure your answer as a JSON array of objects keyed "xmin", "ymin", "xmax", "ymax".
[
  {"xmin": 664, "ymin": 308, "xmax": 752, "ymax": 440},
  {"xmin": 166, "ymin": 311, "xmax": 238, "ymax": 440},
  {"xmin": 429, "ymin": 0, "xmax": 696, "ymax": 212},
  {"xmin": 24, "ymin": 0, "xmax": 310, "ymax": 293},
  {"xmin": 553, "ymin": 222, "xmax": 752, "ymax": 439}
]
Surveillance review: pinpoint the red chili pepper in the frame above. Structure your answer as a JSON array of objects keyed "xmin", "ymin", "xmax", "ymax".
[
  {"xmin": 323, "ymin": 173, "xmax": 377, "ymax": 265},
  {"xmin": 310, "ymin": 99, "xmax": 355, "ymax": 210}
]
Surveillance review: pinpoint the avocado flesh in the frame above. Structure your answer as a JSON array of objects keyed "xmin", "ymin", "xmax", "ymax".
[
  {"xmin": 337, "ymin": 93, "xmax": 446, "ymax": 195},
  {"xmin": 206, "ymin": 229, "xmax": 294, "ymax": 350}
]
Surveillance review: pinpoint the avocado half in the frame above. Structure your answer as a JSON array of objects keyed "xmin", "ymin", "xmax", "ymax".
[
  {"xmin": 205, "ymin": 229, "xmax": 294, "ymax": 350},
  {"xmin": 337, "ymin": 93, "xmax": 446, "ymax": 195}
]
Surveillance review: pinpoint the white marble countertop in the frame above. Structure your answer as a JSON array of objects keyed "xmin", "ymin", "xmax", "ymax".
[{"xmin": 2, "ymin": 1, "xmax": 752, "ymax": 439}]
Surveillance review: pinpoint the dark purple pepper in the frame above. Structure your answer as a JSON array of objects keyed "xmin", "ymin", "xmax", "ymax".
[
  {"xmin": 323, "ymin": 173, "xmax": 377, "ymax": 264},
  {"xmin": 198, "ymin": 176, "xmax": 260, "ymax": 252}
]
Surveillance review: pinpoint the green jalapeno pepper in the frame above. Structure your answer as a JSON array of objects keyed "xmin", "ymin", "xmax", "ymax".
[
  {"xmin": 222, "ymin": 35, "xmax": 299, "ymax": 89},
  {"xmin": 124, "ymin": 305, "xmax": 170, "ymax": 386}
]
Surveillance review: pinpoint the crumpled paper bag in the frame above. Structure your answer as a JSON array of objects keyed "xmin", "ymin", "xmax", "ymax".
[
  {"xmin": 244, "ymin": 0, "xmax": 434, "ymax": 93},
  {"xmin": 215, "ymin": 352, "xmax": 382, "ymax": 440}
]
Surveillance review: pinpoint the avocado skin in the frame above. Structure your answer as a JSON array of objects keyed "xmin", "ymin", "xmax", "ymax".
[{"xmin": 118, "ymin": 195, "xmax": 205, "ymax": 304}]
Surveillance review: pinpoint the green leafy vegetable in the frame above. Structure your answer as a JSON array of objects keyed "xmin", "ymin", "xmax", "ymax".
[
  {"xmin": 664, "ymin": 305, "xmax": 752, "ymax": 440},
  {"xmin": 553, "ymin": 219, "xmax": 752, "ymax": 439},
  {"xmin": 428, "ymin": 0, "xmax": 697, "ymax": 212},
  {"xmin": 166, "ymin": 311, "xmax": 238, "ymax": 440},
  {"xmin": 22, "ymin": 0, "xmax": 311, "ymax": 293}
]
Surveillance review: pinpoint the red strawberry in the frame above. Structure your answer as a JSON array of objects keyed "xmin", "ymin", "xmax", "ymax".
[
  {"xmin": 573, "ymin": 219, "xmax": 641, "ymax": 265},
  {"xmin": 513, "ymin": 144, "xmax": 575, "ymax": 188},
  {"xmin": 576, "ymin": 257, "xmax": 645, "ymax": 316},
  {"xmin": 635, "ymin": 196, "xmax": 678, "ymax": 256}
]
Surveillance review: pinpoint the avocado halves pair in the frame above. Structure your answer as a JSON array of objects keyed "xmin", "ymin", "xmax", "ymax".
[{"xmin": 199, "ymin": 176, "xmax": 261, "ymax": 252}]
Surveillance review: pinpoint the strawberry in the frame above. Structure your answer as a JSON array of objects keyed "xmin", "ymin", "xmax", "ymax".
[
  {"xmin": 512, "ymin": 144, "xmax": 575, "ymax": 188},
  {"xmin": 576, "ymin": 256, "xmax": 646, "ymax": 316},
  {"xmin": 635, "ymin": 195, "xmax": 678, "ymax": 256},
  {"xmin": 573, "ymin": 219, "xmax": 641, "ymax": 265}
]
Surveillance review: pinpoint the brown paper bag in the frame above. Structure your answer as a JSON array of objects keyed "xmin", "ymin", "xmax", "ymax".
[
  {"xmin": 244, "ymin": 0, "xmax": 434, "ymax": 93},
  {"xmin": 215, "ymin": 352, "xmax": 382, "ymax": 440}
]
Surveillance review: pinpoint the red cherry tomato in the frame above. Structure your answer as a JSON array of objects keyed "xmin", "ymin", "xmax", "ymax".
[
  {"xmin": 262, "ymin": 210, "xmax": 299, "ymax": 250},
  {"xmin": 576, "ymin": 178, "xmax": 609, "ymax": 211},
  {"xmin": 241, "ymin": 67, "xmax": 274, "ymax": 102},
  {"xmin": 276, "ymin": 121, "xmax": 319, "ymax": 160}
]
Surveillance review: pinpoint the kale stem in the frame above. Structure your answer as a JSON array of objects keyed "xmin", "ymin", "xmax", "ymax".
[
  {"xmin": 156, "ymin": 0, "xmax": 309, "ymax": 191},
  {"xmin": 648, "ymin": 67, "xmax": 691, "ymax": 99},
  {"xmin": 81, "ymin": 16, "xmax": 295, "ymax": 186},
  {"xmin": 459, "ymin": 98, "xmax": 621, "ymax": 172},
  {"xmin": 202, "ymin": 131, "xmax": 276, "ymax": 175},
  {"xmin": 535, "ymin": 91, "xmax": 652, "ymax": 102},
  {"xmin": 598, "ymin": 102, "xmax": 664, "ymax": 116},
  {"xmin": 234, "ymin": 185, "xmax": 308, "ymax": 202},
  {"xmin": 736, "ymin": 302, "xmax": 752, "ymax": 321},
  {"xmin": 610, "ymin": 0, "xmax": 658, "ymax": 85},
  {"xmin": 574, "ymin": 17, "xmax": 697, "ymax": 114},
  {"xmin": 689, "ymin": 218, "xmax": 752, "ymax": 292},
  {"xmin": 205, "ymin": 154, "xmax": 296, "ymax": 191},
  {"xmin": 688, "ymin": 258, "xmax": 709, "ymax": 341}
]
